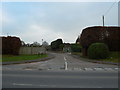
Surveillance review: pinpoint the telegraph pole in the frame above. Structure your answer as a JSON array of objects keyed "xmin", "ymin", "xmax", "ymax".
[
  {"xmin": 102, "ymin": 15, "xmax": 105, "ymax": 27},
  {"xmin": 42, "ymin": 39, "xmax": 43, "ymax": 45}
]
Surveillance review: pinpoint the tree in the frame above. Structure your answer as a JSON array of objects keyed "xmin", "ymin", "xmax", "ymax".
[
  {"xmin": 51, "ymin": 39, "xmax": 63, "ymax": 51},
  {"xmin": 32, "ymin": 42, "xmax": 40, "ymax": 47},
  {"xmin": 59, "ymin": 44, "xmax": 64, "ymax": 50},
  {"xmin": 42, "ymin": 41, "xmax": 49, "ymax": 47}
]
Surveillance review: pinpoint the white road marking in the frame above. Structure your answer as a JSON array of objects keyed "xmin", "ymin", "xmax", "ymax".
[
  {"xmin": 2, "ymin": 67, "xmax": 12, "ymax": 70},
  {"xmin": 64, "ymin": 57, "xmax": 68, "ymax": 70},
  {"xmin": 39, "ymin": 85, "xmax": 49, "ymax": 87},
  {"xmin": 84, "ymin": 68, "xmax": 93, "ymax": 71},
  {"xmin": 64, "ymin": 57, "xmax": 67, "ymax": 61},
  {"xmin": 72, "ymin": 67, "xmax": 117, "ymax": 71},
  {"xmin": 13, "ymin": 83, "xmax": 58, "ymax": 87},
  {"xmin": 94, "ymin": 68, "xmax": 104, "ymax": 71},
  {"xmin": 13, "ymin": 83, "xmax": 32, "ymax": 86},
  {"xmin": 104, "ymin": 68, "xmax": 115, "ymax": 71},
  {"xmin": 24, "ymin": 69, "xmax": 34, "ymax": 70},
  {"xmin": 114, "ymin": 68, "xmax": 119, "ymax": 71},
  {"xmin": 65, "ymin": 62, "xmax": 68, "ymax": 70},
  {"xmin": 74, "ymin": 68, "xmax": 82, "ymax": 71}
]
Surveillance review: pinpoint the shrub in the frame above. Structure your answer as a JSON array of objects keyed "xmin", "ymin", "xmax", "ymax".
[
  {"xmin": 71, "ymin": 44, "xmax": 82, "ymax": 52},
  {"xmin": 87, "ymin": 43, "xmax": 109, "ymax": 59}
]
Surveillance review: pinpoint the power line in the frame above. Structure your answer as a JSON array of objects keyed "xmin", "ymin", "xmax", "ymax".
[
  {"xmin": 104, "ymin": 2, "xmax": 117, "ymax": 15},
  {"xmin": 102, "ymin": 2, "xmax": 117, "ymax": 26}
]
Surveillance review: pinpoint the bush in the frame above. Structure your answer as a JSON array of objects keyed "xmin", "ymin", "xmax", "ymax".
[
  {"xmin": 71, "ymin": 44, "xmax": 82, "ymax": 52},
  {"xmin": 87, "ymin": 43, "xmax": 109, "ymax": 59}
]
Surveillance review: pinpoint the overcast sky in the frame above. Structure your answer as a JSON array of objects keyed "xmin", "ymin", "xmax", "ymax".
[{"xmin": 1, "ymin": 1, "xmax": 118, "ymax": 44}]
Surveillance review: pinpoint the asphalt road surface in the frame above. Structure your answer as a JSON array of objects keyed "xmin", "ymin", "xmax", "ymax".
[
  {"xmin": 2, "ymin": 52, "xmax": 119, "ymax": 88},
  {"xmin": 2, "ymin": 70, "xmax": 118, "ymax": 88}
]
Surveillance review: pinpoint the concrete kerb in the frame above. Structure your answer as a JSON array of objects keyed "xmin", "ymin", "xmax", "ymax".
[
  {"xmin": 2, "ymin": 54, "xmax": 55, "ymax": 65},
  {"xmin": 71, "ymin": 54, "xmax": 119, "ymax": 66}
]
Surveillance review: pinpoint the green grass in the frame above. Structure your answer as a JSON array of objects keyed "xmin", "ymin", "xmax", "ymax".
[
  {"xmin": 100, "ymin": 52, "xmax": 120, "ymax": 63},
  {"xmin": 72, "ymin": 51, "xmax": 120, "ymax": 63},
  {"xmin": 1, "ymin": 54, "xmax": 47, "ymax": 62},
  {"xmin": 71, "ymin": 52, "xmax": 82, "ymax": 55}
]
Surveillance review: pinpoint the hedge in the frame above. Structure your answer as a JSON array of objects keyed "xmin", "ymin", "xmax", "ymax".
[
  {"xmin": 2, "ymin": 36, "xmax": 21, "ymax": 55},
  {"xmin": 71, "ymin": 44, "xmax": 82, "ymax": 52}
]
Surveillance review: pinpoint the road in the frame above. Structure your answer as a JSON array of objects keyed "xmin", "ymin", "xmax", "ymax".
[
  {"xmin": 2, "ymin": 70, "xmax": 118, "ymax": 88},
  {"xmin": 2, "ymin": 52, "xmax": 119, "ymax": 88}
]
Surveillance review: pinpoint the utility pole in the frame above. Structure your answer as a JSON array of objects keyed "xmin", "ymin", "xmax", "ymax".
[
  {"xmin": 42, "ymin": 39, "xmax": 43, "ymax": 46},
  {"xmin": 102, "ymin": 15, "xmax": 105, "ymax": 27}
]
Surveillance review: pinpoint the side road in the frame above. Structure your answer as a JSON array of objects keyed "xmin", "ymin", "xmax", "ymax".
[
  {"xmin": 2, "ymin": 53, "xmax": 55, "ymax": 65},
  {"xmin": 2, "ymin": 52, "xmax": 118, "ymax": 71}
]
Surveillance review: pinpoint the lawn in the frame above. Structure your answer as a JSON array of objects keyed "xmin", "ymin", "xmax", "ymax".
[
  {"xmin": 72, "ymin": 51, "xmax": 120, "ymax": 63},
  {"xmin": 100, "ymin": 52, "xmax": 120, "ymax": 63},
  {"xmin": 1, "ymin": 54, "xmax": 47, "ymax": 62}
]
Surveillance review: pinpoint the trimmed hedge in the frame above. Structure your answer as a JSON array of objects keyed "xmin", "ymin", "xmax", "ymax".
[
  {"xmin": 87, "ymin": 43, "xmax": 109, "ymax": 59},
  {"xmin": 2, "ymin": 36, "xmax": 21, "ymax": 55},
  {"xmin": 80, "ymin": 26, "xmax": 120, "ymax": 56}
]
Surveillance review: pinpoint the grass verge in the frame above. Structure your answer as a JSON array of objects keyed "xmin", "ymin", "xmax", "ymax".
[
  {"xmin": 72, "ymin": 51, "xmax": 120, "ymax": 63},
  {"xmin": 1, "ymin": 54, "xmax": 47, "ymax": 62},
  {"xmin": 100, "ymin": 52, "xmax": 120, "ymax": 63}
]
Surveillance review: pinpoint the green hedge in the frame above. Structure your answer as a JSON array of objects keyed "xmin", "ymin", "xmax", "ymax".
[
  {"xmin": 71, "ymin": 44, "xmax": 82, "ymax": 52},
  {"xmin": 87, "ymin": 43, "xmax": 109, "ymax": 59},
  {"xmin": 2, "ymin": 36, "xmax": 21, "ymax": 55}
]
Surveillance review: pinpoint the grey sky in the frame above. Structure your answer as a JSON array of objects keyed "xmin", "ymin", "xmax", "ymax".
[{"xmin": 1, "ymin": 1, "xmax": 118, "ymax": 44}]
